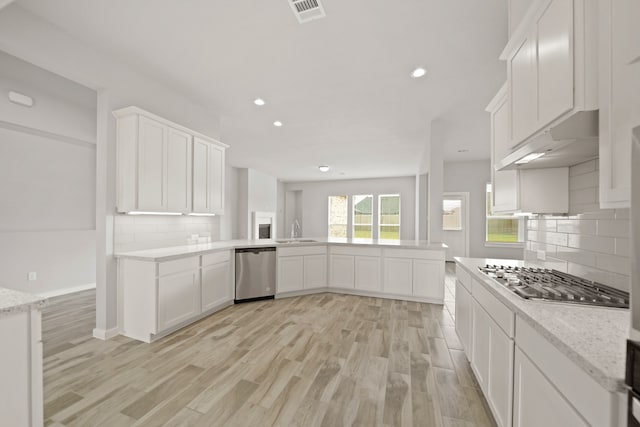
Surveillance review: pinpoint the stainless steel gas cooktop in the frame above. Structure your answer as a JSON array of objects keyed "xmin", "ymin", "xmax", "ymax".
[{"xmin": 478, "ymin": 264, "xmax": 629, "ymax": 309}]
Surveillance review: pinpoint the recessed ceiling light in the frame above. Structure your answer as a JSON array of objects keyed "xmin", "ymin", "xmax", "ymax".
[
  {"xmin": 318, "ymin": 165, "xmax": 330, "ymax": 172},
  {"xmin": 254, "ymin": 98, "xmax": 265, "ymax": 106},
  {"xmin": 411, "ymin": 67, "xmax": 427, "ymax": 78},
  {"xmin": 273, "ymin": 121, "xmax": 283, "ymax": 127}
]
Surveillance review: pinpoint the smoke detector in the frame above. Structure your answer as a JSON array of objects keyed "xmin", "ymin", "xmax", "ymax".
[{"xmin": 289, "ymin": 0, "xmax": 326, "ymax": 24}]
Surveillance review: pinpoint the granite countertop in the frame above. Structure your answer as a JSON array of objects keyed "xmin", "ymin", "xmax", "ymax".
[
  {"xmin": 116, "ymin": 238, "xmax": 447, "ymax": 262},
  {"xmin": 455, "ymin": 257, "xmax": 629, "ymax": 393},
  {"xmin": 0, "ymin": 287, "xmax": 47, "ymax": 314}
]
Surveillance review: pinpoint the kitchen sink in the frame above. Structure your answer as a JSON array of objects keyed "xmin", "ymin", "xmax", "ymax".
[{"xmin": 275, "ymin": 239, "xmax": 318, "ymax": 244}]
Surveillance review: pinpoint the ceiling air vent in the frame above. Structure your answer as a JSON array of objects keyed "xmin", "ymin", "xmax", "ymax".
[{"xmin": 289, "ymin": 0, "xmax": 326, "ymax": 24}]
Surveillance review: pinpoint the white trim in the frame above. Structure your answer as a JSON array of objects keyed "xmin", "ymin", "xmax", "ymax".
[
  {"xmin": 443, "ymin": 192, "xmax": 470, "ymax": 259},
  {"xmin": 378, "ymin": 194, "xmax": 401, "ymax": 241},
  {"xmin": 36, "ymin": 283, "xmax": 96, "ymax": 298},
  {"xmin": 484, "ymin": 242, "xmax": 525, "ymax": 248},
  {"xmin": 92, "ymin": 327, "xmax": 119, "ymax": 340}
]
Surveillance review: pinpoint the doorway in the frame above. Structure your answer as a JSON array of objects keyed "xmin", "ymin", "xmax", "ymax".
[{"xmin": 442, "ymin": 192, "xmax": 469, "ymax": 261}]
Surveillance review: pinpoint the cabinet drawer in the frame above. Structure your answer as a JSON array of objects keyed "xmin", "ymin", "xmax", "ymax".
[
  {"xmin": 330, "ymin": 246, "xmax": 381, "ymax": 257},
  {"xmin": 278, "ymin": 245, "xmax": 327, "ymax": 257},
  {"xmin": 158, "ymin": 256, "xmax": 199, "ymax": 277},
  {"xmin": 515, "ymin": 316, "xmax": 611, "ymax": 427},
  {"xmin": 471, "ymin": 279, "xmax": 514, "ymax": 337},
  {"xmin": 456, "ymin": 264, "xmax": 472, "ymax": 292},
  {"xmin": 202, "ymin": 251, "xmax": 230, "ymax": 266},
  {"xmin": 383, "ymin": 248, "xmax": 444, "ymax": 260}
]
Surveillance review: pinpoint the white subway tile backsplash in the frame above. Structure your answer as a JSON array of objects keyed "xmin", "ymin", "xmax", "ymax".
[
  {"xmin": 567, "ymin": 234, "xmax": 615, "ymax": 254},
  {"xmin": 555, "ymin": 246, "xmax": 597, "ymax": 267},
  {"xmin": 556, "ymin": 219, "xmax": 596, "ymax": 235},
  {"xmin": 597, "ymin": 220, "xmax": 630, "ymax": 238},
  {"xmin": 615, "ymin": 209, "xmax": 630, "ymax": 220},
  {"xmin": 569, "ymin": 187, "xmax": 598, "ymax": 205},
  {"xmin": 569, "ymin": 159, "xmax": 597, "ymax": 176},
  {"xmin": 538, "ymin": 231, "xmax": 568, "ymax": 246},
  {"xmin": 615, "ymin": 238, "xmax": 630, "ymax": 257},
  {"xmin": 595, "ymin": 253, "xmax": 631, "ymax": 275},
  {"xmin": 569, "ymin": 171, "xmax": 598, "ymax": 191},
  {"xmin": 567, "ymin": 263, "xmax": 630, "ymax": 291}
]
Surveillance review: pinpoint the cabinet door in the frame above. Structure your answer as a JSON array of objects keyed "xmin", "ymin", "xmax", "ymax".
[
  {"xmin": 209, "ymin": 144, "xmax": 225, "ymax": 214},
  {"xmin": 166, "ymin": 127, "xmax": 192, "ymax": 213},
  {"xmin": 455, "ymin": 281, "xmax": 472, "ymax": 357},
  {"xmin": 509, "ymin": 32, "xmax": 538, "ymax": 146},
  {"xmin": 491, "ymin": 88, "xmax": 520, "ymax": 213},
  {"xmin": 202, "ymin": 261, "xmax": 231, "ymax": 311},
  {"xmin": 537, "ymin": 0, "xmax": 574, "ymax": 127},
  {"xmin": 354, "ymin": 256, "xmax": 381, "ymax": 292},
  {"xmin": 489, "ymin": 324, "xmax": 515, "ymax": 427},
  {"xmin": 383, "ymin": 258, "xmax": 412, "ymax": 296},
  {"xmin": 329, "ymin": 255, "xmax": 354, "ymax": 288},
  {"xmin": 157, "ymin": 269, "xmax": 200, "ymax": 332},
  {"xmin": 304, "ymin": 254, "xmax": 327, "ymax": 289},
  {"xmin": 513, "ymin": 348, "xmax": 588, "ymax": 427},
  {"xmin": 137, "ymin": 116, "xmax": 167, "ymax": 211},
  {"xmin": 412, "ymin": 259, "xmax": 444, "ymax": 301},
  {"xmin": 471, "ymin": 300, "xmax": 491, "ymax": 392},
  {"xmin": 278, "ymin": 256, "xmax": 304, "ymax": 293},
  {"xmin": 192, "ymin": 137, "xmax": 210, "ymax": 213}
]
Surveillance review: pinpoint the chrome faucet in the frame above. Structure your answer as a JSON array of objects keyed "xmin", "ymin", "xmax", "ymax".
[{"xmin": 290, "ymin": 219, "xmax": 301, "ymax": 239}]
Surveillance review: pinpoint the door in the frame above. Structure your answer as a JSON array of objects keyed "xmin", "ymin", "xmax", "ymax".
[
  {"xmin": 412, "ymin": 259, "xmax": 443, "ymax": 301},
  {"xmin": 158, "ymin": 269, "xmax": 200, "ymax": 332},
  {"xmin": 354, "ymin": 256, "xmax": 381, "ymax": 292},
  {"xmin": 329, "ymin": 255, "xmax": 354, "ymax": 288},
  {"xmin": 383, "ymin": 257, "xmax": 412, "ymax": 295},
  {"xmin": 166, "ymin": 127, "xmax": 192, "ymax": 213},
  {"xmin": 209, "ymin": 144, "xmax": 225, "ymax": 214},
  {"xmin": 509, "ymin": 32, "xmax": 538, "ymax": 145},
  {"xmin": 304, "ymin": 255, "xmax": 327, "ymax": 289},
  {"xmin": 277, "ymin": 256, "xmax": 304, "ymax": 293},
  {"xmin": 137, "ymin": 116, "xmax": 167, "ymax": 211},
  {"xmin": 471, "ymin": 299, "xmax": 491, "ymax": 392},
  {"xmin": 455, "ymin": 281, "xmax": 473, "ymax": 357},
  {"xmin": 442, "ymin": 193, "xmax": 469, "ymax": 262},
  {"xmin": 202, "ymin": 261, "xmax": 230, "ymax": 311},
  {"xmin": 192, "ymin": 137, "xmax": 210, "ymax": 213}
]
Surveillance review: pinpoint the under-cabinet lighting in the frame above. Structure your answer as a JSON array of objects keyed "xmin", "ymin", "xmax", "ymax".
[
  {"xmin": 515, "ymin": 152, "xmax": 545, "ymax": 164},
  {"xmin": 127, "ymin": 211, "xmax": 183, "ymax": 216},
  {"xmin": 513, "ymin": 212, "xmax": 534, "ymax": 217},
  {"xmin": 188, "ymin": 213, "xmax": 216, "ymax": 216}
]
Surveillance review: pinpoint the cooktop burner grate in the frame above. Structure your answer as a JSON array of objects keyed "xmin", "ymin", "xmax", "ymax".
[{"xmin": 478, "ymin": 265, "xmax": 629, "ymax": 308}]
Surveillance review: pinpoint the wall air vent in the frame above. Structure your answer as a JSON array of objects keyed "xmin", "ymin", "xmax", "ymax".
[{"xmin": 289, "ymin": 0, "xmax": 326, "ymax": 24}]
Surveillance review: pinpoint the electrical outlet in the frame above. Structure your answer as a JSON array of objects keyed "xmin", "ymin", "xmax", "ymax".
[
  {"xmin": 537, "ymin": 250, "xmax": 546, "ymax": 261},
  {"xmin": 28, "ymin": 272, "xmax": 37, "ymax": 281}
]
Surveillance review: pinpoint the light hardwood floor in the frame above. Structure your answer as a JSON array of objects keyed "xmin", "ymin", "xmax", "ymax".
[{"xmin": 42, "ymin": 263, "xmax": 496, "ymax": 427}]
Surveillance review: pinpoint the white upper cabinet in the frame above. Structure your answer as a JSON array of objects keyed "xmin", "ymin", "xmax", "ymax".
[
  {"xmin": 503, "ymin": 0, "xmax": 598, "ymax": 148},
  {"xmin": 598, "ymin": 0, "xmax": 640, "ymax": 208},
  {"xmin": 114, "ymin": 107, "xmax": 227, "ymax": 214}
]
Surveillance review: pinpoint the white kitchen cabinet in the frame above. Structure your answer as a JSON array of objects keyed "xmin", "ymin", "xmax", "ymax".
[
  {"xmin": 277, "ymin": 246, "xmax": 327, "ymax": 294},
  {"xmin": 412, "ymin": 259, "xmax": 444, "ymax": 300},
  {"xmin": 114, "ymin": 106, "xmax": 227, "ymax": 214},
  {"xmin": 598, "ymin": 0, "xmax": 640, "ymax": 209},
  {"xmin": 503, "ymin": 0, "xmax": 597, "ymax": 148},
  {"xmin": 455, "ymin": 281, "xmax": 473, "ymax": 357},
  {"xmin": 277, "ymin": 256, "xmax": 304, "ymax": 293},
  {"xmin": 0, "ymin": 309, "xmax": 43, "ymax": 427},
  {"xmin": 354, "ymin": 256, "xmax": 381, "ymax": 292},
  {"xmin": 471, "ymin": 300, "xmax": 514, "ymax": 427},
  {"xmin": 329, "ymin": 254, "xmax": 355, "ymax": 289},
  {"xmin": 304, "ymin": 254, "xmax": 327, "ymax": 289},
  {"xmin": 508, "ymin": 0, "xmax": 531, "ymax": 38},
  {"xmin": 383, "ymin": 257, "xmax": 413, "ymax": 296},
  {"xmin": 193, "ymin": 137, "xmax": 225, "ymax": 215},
  {"xmin": 201, "ymin": 252, "xmax": 231, "ymax": 311},
  {"xmin": 158, "ymin": 268, "xmax": 201, "ymax": 332},
  {"xmin": 513, "ymin": 348, "xmax": 588, "ymax": 427}
]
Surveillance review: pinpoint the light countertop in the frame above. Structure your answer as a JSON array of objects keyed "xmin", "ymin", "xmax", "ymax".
[
  {"xmin": 0, "ymin": 287, "xmax": 46, "ymax": 314},
  {"xmin": 455, "ymin": 257, "xmax": 629, "ymax": 393},
  {"xmin": 116, "ymin": 238, "xmax": 447, "ymax": 262}
]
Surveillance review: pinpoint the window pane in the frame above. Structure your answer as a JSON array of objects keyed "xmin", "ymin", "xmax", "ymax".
[
  {"xmin": 353, "ymin": 195, "xmax": 373, "ymax": 238},
  {"xmin": 379, "ymin": 195, "xmax": 400, "ymax": 240},
  {"xmin": 443, "ymin": 199, "xmax": 462, "ymax": 230},
  {"xmin": 380, "ymin": 225, "xmax": 400, "ymax": 240},
  {"xmin": 328, "ymin": 195, "xmax": 348, "ymax": 238},
  {"xmin": 487, "ymin": 218, "xmax": 520, "ymax": 243}
]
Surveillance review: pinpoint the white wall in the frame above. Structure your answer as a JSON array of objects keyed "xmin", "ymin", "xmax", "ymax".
[
  {"xmin": 0, "ymin": 50, "xmax": 97, "ymax": 296},
  {"xmin": 285, "ymin": 176, "xmax": 416, "ymax": 240},
  {"xmin": 444, "ymin": 160, "xmax": 523, "ymax": 259},
  {"xmin": 0, "ymin": 4, "xmax": 223, "ymax": 334},
  {"xmin": 524, "ymin": 160, "xmax": 631, "ymax": 291},
  {"xmin": 230, "ymin": 167, "xmax": 278, "ymax": 239}
]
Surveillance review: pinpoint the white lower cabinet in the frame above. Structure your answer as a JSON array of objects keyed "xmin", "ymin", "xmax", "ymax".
[
  {"xmin": 201, "ymin": 259, "xmax": 231, "ymax": 311},
  {"xmin": 513, "ymin": 348, "xmax": 587, "ymax": 427},
  {"xmin": 454, "ymin": 281, "xmax": 472, "ymax": 356},
  {"xmin": 355, "ymin": 256, "xmax": 381, "ymax": 292},
  {"xmin": 0, "ymin": 309, "xmax": 43, "ymax": 427},
  {"xmin": 383, "ymin": 257, "xmax": 413, "ymax": 295},
  {"xmin": 329, "ymin": 254, "xmax": 355, "ymax": 288},
  {"xmin": 412, "ymin": 259, "xmax": 445, "ymax": 300},
  {"xmin": 157, "ymin": 269, "xmax": 201, "ymax": 332},
  {"xmin": 277, "ymin": 246, "xmax": 327, "ymax": 294}
]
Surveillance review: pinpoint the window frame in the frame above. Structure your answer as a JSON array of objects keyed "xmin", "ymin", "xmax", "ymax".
[
  {"xmin": 378, "ymin": 194, "xmax": 401, "ymax": 241},
  {"xmin": 352, "ymin": 194, "xmax": 374, "ymax": 239},
  {"xmin": 485, "ymin": 183, "xmax": 525, "ymax": 247}
]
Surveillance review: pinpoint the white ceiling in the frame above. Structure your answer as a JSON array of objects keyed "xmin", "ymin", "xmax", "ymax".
[{"xmin": 17, "ymin": 0, "xmax": 507, "ymax": 182}]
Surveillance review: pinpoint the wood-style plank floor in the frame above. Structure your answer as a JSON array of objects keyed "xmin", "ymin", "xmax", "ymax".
[{"xmin": 42, "ymin": 262, "xmax": 496, "ymax": 427}]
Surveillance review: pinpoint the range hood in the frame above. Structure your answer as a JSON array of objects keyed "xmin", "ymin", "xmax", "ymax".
[{"xmin": 496, "ymin": 111, "xmax": 599, "ymax": 171}]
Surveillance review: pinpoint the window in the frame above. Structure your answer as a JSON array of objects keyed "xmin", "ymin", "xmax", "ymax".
[
  {"xmin": 353, "ymin": 195, "xmax": 373, "ymax": 238},
  {"xmin": 442, "ymin": 199, "xmax": 462, "ymax": 231},
  {"xmin": 328, "ymin": 195, "xmax": 348, "ymax": 238},
  {"xmin": 379, "ymin": 194, "xmax": 400, "ymax": 240},
  {"xmin": 486, "ymin": 183, "xmax": 523, "ymax": 243}
]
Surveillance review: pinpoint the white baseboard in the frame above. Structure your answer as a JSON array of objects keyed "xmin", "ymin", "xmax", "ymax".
[
  {"xmin": 92, "ymin": 327, "xmax": 119, "ymax": 340},
  {"xmin": 37, "ymin": 283, "xmax": 96, "ymax": 298}
]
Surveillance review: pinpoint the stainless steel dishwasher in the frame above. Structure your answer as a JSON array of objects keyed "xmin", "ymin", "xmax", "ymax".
[{"xmin": 235, "ymin": 247, "xmax": 276, "ymax": 303}]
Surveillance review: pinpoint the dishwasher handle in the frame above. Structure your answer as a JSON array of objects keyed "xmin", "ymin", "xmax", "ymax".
[{"xmin": 235, "ymin": 247, "xmax": 276, "ymax": 254}]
